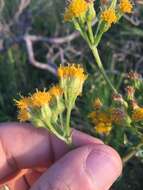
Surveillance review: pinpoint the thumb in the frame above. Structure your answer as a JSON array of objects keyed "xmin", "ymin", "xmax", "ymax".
[{"xmin": 30, "ymin": 144, "xmax": 122, "ymax": 190}]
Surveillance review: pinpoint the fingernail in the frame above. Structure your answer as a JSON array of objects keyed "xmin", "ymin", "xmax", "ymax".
[{"xmin": 86, "ymin": 145, "xmax": 122, "ymax": 190}]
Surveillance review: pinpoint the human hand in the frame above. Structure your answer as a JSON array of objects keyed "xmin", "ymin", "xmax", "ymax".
[{"xmin": 0, "ymin": 123, "xmax": 122, "ymax": 190}]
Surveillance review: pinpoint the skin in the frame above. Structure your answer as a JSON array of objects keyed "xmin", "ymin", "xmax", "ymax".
[{"xmin": 0, "ymin": 122, "xmax": 122, "ymax": 190}]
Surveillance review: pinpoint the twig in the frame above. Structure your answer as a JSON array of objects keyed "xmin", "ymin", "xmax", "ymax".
[
  {"xmin": 123, "ymin": 15, "xmax": 140, "ymax": 26},
  {"xmin": 9, "ymin": 0, "xmax": 32, "ymax": 26},
  {"xmin": 15, "ymin": 0, "xmax": 31, "ymax": 19},
  {"xmin": 24, "ymin": 35, "xmax": 57, "ymax": 76},
  {"xmin": 122, "ymin": 142, "xmax": 143, "ymax": 164},
  {"xmin": 0, "ymin": 31, "xmax": 80, "ymax": 53},
  {"xmin": 24, "ymin": 33, "xmax": 79, "ymax": 44}
]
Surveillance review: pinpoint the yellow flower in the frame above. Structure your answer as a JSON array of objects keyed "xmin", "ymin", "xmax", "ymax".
[
  {"xmin": 18, "ymin": 109, "xmax": 30, "ymax": 122},
  {"xmin": 48, "ymin": 85, "xmax": 63, "ymax": 98},
  {"xmin": 15, "ymin": 97, "xmax": 31, "ymax": 110},
  {"xmin": 64, "ymin": 0, "xmax": 89, "ymax": 21},
  {"xmin": 98, "ymin": 112, "xmax": 112, "ymax": 123},
  {"xmin": 31, "ymin": 91, "xmax": 51, "ymax": 108},
  {"xmin": 101, "ymin": 8, "xmax": 117, "ymax": 25},
  {"xmin": 89, "ymin": 111, "xmax": 112, "ymax": 124},
  {"xmin": 89, "ymin": 110, "xmax": 112, "ymax": 134},
  {"xmin": 58, "ymin": 64, "xmax": 87, "ymax": 101},
  {"xmin": 95, "ymin": 122, "xmax": 112, "ymax": 134},
  {"xmin": 119, "ymin": 0, "xmax": 133, "ymax": 13},
  {"xmin": 58, "ymin": 64, "xmax": 87, "ymax": 81},
  {"xmin": 132, "ymin": 108, "xmax": 143, "ymax": 122}
]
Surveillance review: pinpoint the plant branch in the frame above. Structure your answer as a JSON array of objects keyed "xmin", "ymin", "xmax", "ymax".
[
  {"xmin": 24, "ymin": 35, "xmax": 57, "ymax": 76},
  {"xmin": 91, "ymin": 46, "xmax": 117, "ymax": 93},
  {"xmin": 122, "ymin": 142, "xmax": 143, "ymax": 164}
]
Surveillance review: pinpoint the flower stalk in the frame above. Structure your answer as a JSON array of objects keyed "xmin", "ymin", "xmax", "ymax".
[
  {"xmin": 91, "ymin": 46, "xmax": 117, "ymax": 93},
  {"xmin": 65, "ymin": 107, "xmax": 72, "ymax": 144}
]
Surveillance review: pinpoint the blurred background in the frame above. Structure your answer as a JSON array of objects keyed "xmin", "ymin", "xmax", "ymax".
[{"xmin": 0, "ymin": 0, "xmax": 143, "ymax": 189}]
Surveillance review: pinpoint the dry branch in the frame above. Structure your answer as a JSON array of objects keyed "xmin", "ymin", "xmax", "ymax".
[
  {"xmin": 24, "ymin": 35, "xmax": 57, "ymax": 76},
  {"xmin": 16, "ymin": 0, "xmax": 31, "ymax": 17}
]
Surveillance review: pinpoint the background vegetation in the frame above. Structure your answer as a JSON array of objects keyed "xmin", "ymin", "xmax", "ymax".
[{"xmin": 0, "ymin": 0, "xmax": 143, "ymax": 189}]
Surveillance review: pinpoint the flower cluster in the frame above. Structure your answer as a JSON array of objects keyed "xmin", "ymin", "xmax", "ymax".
[
  {"xmin": 89, "ymin": 99, "xmax": 127, "ymax": 135},
  {"xmin": 64, "ymin": 0, "xmax": 133, "ymax": 26},
  {"xmin": 101, "ymin": 0, "xmax": 133, "ymax": 26},
  {"xmin": 15, "ymin": 64, "xmax": 87, "ymax": 144},
  {"xmin": 89, "ymin": 71, "xmax": 143, "ymax": 136},
  {"xmin": 62, "ymin": 0, "xmax": 143, "ymax": 165},
  {"xmin": 89, "ymin": 109, "xmax": 112, "ymax": 134}
]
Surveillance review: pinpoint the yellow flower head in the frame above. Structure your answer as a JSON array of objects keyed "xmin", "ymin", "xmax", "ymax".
[
  {"xmin": 89, "ymin": 111, "xmax": 111, "ymax": 123},
  {"xmin": 48, "ymin": 85, "xmax": 63, "ymax": 98},
  {"xmin": 58, "ymin": 64, "xmax": 87, "ymax": 81},
  {"xmin": 58, "ymin": 64, "xmax": 87, "ymax": 106},
  {"xmin": 132, "ymin": 108, "xmax": 143, "ymax": 122},
  {"xmin": 18, "ymin": 109, "xmax": 30, "ymax": 122},
  {"xmin": 64, "ymin": 0, "xmax": 89, "ymax": 21},
  {"xmin": 101, "ymin": 8, "xmax": 117, "ymax": 25},
  {"xmin": 98, "ymin": 112, "xmax": 112, "ymax": 123},
  {"xmin": 95, "ymin": 122, "xmax": 112, "ymax": 134},
  {"xmin": 119, "ymin": 0, "xmax": 133, "ymax": 14},
  {"xmin": 89, "ymin": 110, "xmax": 112, "ymax": 134},
  {"xmin": 31, "ymin": 91, "xmax": 51, "ymax": 108},
  {"xmin": 15, "ymin": 97, "xmax": 31, "ymax": 110}
]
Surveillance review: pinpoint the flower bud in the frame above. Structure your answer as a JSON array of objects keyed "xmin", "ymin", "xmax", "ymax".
[
  {"xmin": 127, "ymin": 71, "xmax": 142, "ymax": 89},
  {"xmin": 110, "ymin": 108, "xmax": 131, "ymax": 126},
  {"xmin": 87, "ymin": 2, "xmax": 96, "ymax": 21},
  {"xmin": 127, "ymin": 71, "xmax": 141, "ymax": 81},
  {"xmin": 100, "ymin": 0, "xmax": 108, "ymax": 5},
  {"xmin": 130, "ymin": 99, "xmax": 139, "ymax": 110},
  {"xmin": 93, "ymin": 98, "xmax": 103, "ymax": 110},
  {"xmin": 125, "ymin": 85, "xmax": 135, "ymax": 100}
]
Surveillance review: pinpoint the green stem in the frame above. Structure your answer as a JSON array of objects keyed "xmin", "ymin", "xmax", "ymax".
[
  {"xmin": 87, "ymin": 21, "xmax": 94, "ymax": 45},
  {"xmin": 76, "ymin": 18, "xmax": 117, "ymax": 93},
  {"xmin": 94, "ymin": 31, "xmax": 104, "ymax": 47},
  {"xmin": 122, "ymin": 142, "xmax": 143, "ymax": 164},
  {"xmin": 111, "ymin": 0, "xmax": 118, "ymax": 8},
  {"xmin": 91, "ymin": 46, "xmax": 117, "ymax": 93},
  {"xmin": 65, "ymin": 107, "xmax": 72, "ymax": 144},
  {"xmin": 60, "ymin": 113, "xmax": 64, "ymax": 129},
  {"xmin": 44, "ymin": 121, "xmax": 67, "ymax": 143}
]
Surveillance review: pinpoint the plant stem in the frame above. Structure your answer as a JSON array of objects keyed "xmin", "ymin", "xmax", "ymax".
[
  {"xmin": 122, "ymin": 142, "xmax": 143, "ymax": 164},
  {"xmin": 91, "ymin": 46, "xmax": 117, "ymax": 93},
  {"xmin": 87, "ymin": 21, "xmax": 94, "ymax": 45},
  {"xmin": 77, "ymin": 18, "xmax": 117, "ymax": 93},
  {"xmin": 65, "ymin": 107, "xmax": 72, "ymax": 144},
  {"xmin": 60, "ymin": 113, "xmax": 64, "ymax": 129},
  {"xmin": 44, "ymin": 121, "xmax": 67, "ymax": 143}
]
